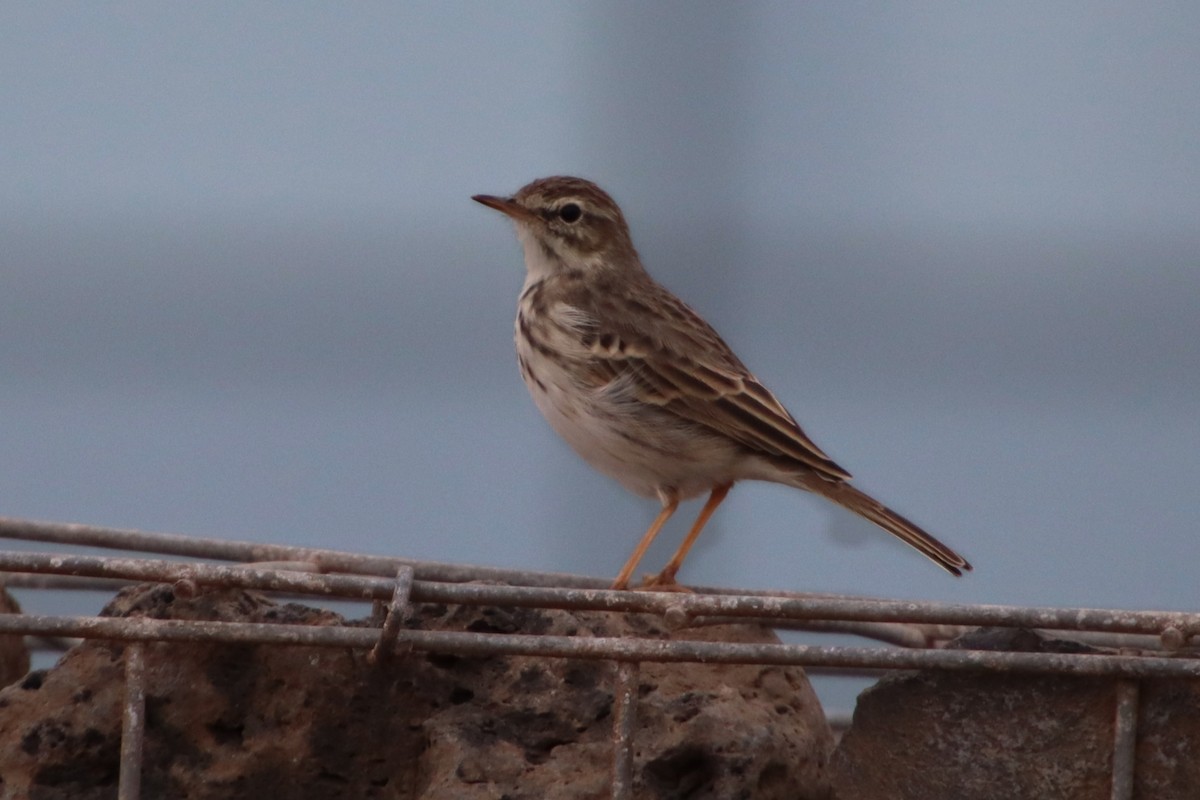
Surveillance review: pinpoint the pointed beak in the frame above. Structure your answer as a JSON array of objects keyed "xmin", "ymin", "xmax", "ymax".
[{"xmin": 472, "ymin": 194, "xmax": 540, "ymax": 225}]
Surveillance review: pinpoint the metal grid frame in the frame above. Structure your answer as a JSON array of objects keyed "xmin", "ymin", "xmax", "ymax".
[{"xmin": 0, "ymin": 517, "xmax": 1192, "ymax": 799}]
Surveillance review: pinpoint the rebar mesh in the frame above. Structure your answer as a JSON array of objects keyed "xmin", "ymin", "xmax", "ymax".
[{"xmin": 0, "ymin": 515, "xmax": 1187, "ymax": 800}]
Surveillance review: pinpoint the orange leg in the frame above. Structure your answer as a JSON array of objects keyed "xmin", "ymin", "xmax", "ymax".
[
  {"xmin": 611, "ymin": 494, "xmax": 680, "ymax": 590},
  {"xmin": 648, "ymin": 483, "xmax": 732, "ymax": 588}
]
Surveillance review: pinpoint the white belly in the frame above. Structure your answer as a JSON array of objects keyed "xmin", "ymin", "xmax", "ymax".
[{"xmin": 516, "ymin": 321, "xmax": 746, "ymax": 500}]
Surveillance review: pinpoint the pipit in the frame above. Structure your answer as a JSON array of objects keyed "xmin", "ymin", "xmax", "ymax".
[{"xmin": 474, "ymin": 176, "xmax": 971, "ymax": 590}]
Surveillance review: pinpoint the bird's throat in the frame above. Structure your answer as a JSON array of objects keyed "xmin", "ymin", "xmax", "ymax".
[{"xmin": 517, "ymin": 229, "xmax": 564, "ymax": 282}]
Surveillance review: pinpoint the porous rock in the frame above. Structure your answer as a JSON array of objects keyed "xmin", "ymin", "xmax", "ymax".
[
  {"xmin": 830, "ymin": 627, "xmax": 1200, "ymax": 800},
  {"xmin": 0, "ymin": 583, "xmax": 832, "ymax": 799}
]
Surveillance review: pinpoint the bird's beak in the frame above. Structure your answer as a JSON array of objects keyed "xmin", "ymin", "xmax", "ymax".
[{"xmin": 472, "ymin": 194, "xmax": 540, "ymax": 225}]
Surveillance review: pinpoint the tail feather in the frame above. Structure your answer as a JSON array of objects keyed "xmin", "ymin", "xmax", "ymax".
[{"xmin": 796, "ymin": 476, "xmax": 971, "ymax": 576}]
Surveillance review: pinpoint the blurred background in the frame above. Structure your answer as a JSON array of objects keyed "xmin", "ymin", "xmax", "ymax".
[{"xmin": 2, "ymin": 4, "xmax": 1198, "ymax": 710}]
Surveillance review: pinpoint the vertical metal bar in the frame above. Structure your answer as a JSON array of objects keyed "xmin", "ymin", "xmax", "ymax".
[
  {"xmin": 611, "ymin": 660, "xmax": 639, "ymax": 800},
  {"xmin": 1110, "ymin": 679, "xmax": 1139, "ymax": 800},
  {"xmin": 118, "ymin": 643, "xmax": 147, "ymax": 800},
  {"xmin": 369, "ymin": 565, "xmax": 415, "ymax": 664}
]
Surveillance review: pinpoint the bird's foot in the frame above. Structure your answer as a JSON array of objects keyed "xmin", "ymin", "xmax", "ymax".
[{"xmin": 636, "ymin": 571, "xmax": 694, "ymax": 593}]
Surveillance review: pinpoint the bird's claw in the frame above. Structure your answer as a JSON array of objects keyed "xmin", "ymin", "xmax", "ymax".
[{"xmin": 636, "ymin": 573, "xmax": 695, "ymax": 593}]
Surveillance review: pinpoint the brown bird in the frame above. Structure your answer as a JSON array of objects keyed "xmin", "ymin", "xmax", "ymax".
[{"xmin": 474, "ymin": 176, "xmax": 971, "ymax": 589}]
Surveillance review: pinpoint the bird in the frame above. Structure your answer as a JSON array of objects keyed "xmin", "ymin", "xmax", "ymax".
[{"xmin": 473, "ymin": 176, "xmax": 971, "ymax": 590}]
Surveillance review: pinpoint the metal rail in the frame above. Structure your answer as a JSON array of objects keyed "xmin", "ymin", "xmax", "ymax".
[
  {"xmin": 2, "ymin": 550, "xmax": 1196, "ymax": 644},
  {"xmin": 118, "ymin": 643, "xmax": 145, "ymax": 800},
  {"xmin": 1, "ymin": 612, "xmax": 1199, "ymax": 679},
  {"xmin": 0, "ymin": 516, "xmax": 1181, "ymax": 800},
  {"xmin": 1110, "ymin": 680, "xmax": 1140, "ymax": 800},
  {"xmin": 611, "ymin": 661, "xmax": 639, "ymax": 800}
]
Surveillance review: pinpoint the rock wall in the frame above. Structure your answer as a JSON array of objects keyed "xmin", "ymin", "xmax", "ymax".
[
  {"xmin": 830, "ymin": 628, "xmax": 1200, "ymax": 800},
  {"xmin": 5, "ymin": 584, "xmax": 1194, "ymax": 799},
  {"xmin": 0, "ymin": 584, "xmax": 832, "ymax": 799}
]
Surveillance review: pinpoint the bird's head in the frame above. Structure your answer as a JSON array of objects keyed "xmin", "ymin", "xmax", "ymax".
[{"xmin": 473, "ymin": 176, "xmax": 639, "ymax": 279}]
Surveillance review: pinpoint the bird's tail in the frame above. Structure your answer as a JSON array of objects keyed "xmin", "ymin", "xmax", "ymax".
[{"xmin": 793, "ymin": 475, "xmax": 972, "ymax": 576}]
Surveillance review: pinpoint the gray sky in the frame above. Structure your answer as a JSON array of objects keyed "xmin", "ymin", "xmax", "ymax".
[{"xmin": 3, "ymin": 4, "xmax": 1198, "ymax": 682}]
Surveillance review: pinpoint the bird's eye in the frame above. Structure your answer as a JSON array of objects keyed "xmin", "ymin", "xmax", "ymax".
[{"xmin": 558, "ymin": 203, "xmax": 582, "ymax": 223}]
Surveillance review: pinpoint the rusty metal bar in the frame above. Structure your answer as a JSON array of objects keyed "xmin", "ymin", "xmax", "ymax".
[
  {"xmin": 118, "ymin": 643, "xmax": 146, "ymax": 800},
  {"xmin": 3, "ymin": 612, "xmax": 1200, "ymax": 678},
  {"xmin": 0, "ymin": 516, "xmax": 607, "ymax": 588},
  {"xmin": 611, "ymin": 661, "xmax": 639, "ymax": 800},
  {"xmin": 6, "ymin": 517, "xmax": 1194, "ymax": 643},
  {"xmin": 0, "ymin": 517, "xmax": 1002, "ymax": 608},
  {"xmin": 4, "ymin": 550, "xmax": 1200, "ymax": 640},
  {"xmin": 370, "ymin": 566, "xmax": 414, "ymax": 664},
  {"xmin": 2, "ymin": 564, "xmax": 1170, "ymax": 654},
  {"xmin": 422, "ymin": 580, "xmax": 1200, "ymax": 639},
  {"xmin": 3, "ymin": 513, "xmax": 1183, "ymax": 798},
  {"xmin": 1110, "ymin": 680, "xmax": 1139, "ymax": 800},
  {"xmin": 0, "ymin": 558, "xmax": 1121, "ymax": 653},
  {"xmin": 0, "ymin": 516, "xmax": 850, "ymax": 599},
  {"xmin": 0, "ymin": 552, "xmax": 389, "ymax": 599}
]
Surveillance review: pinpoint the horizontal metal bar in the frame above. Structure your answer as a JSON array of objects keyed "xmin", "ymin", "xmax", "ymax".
[
  {"xmin": 0, "ymin": 516, "xmax": 609, "ymax": 588},
  {"xmin": 2, "ymin": 612, "xmax": 1199, "ymax": 679},
  {"xmin": 0, "ymin": 516, "xmax": 912, "ymax": 602},
  {"xmin": 3, "ymin": 550, "xmax": 1198, "ymax": 639},
  {"xmin": 1, "ymin": 552, "xmax": 391, "ymax": 599}
]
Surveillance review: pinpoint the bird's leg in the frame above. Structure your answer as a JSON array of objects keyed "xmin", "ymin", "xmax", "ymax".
[
  {"xmin": 611, "ymin": 492, "xmax": 680, "ymax": 590},
  {"xmin": 646, "ymin": 483, "xmax": 732, "ymax": 589}
]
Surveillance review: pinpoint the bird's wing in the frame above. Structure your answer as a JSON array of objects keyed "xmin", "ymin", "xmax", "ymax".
[
  {"xmin": 627, "ymin": 351, "xmax": 851, "ymax": 481},
  {"xmin": 559, "ymin": 280, "xmax": 852, "ymax": 481}
]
